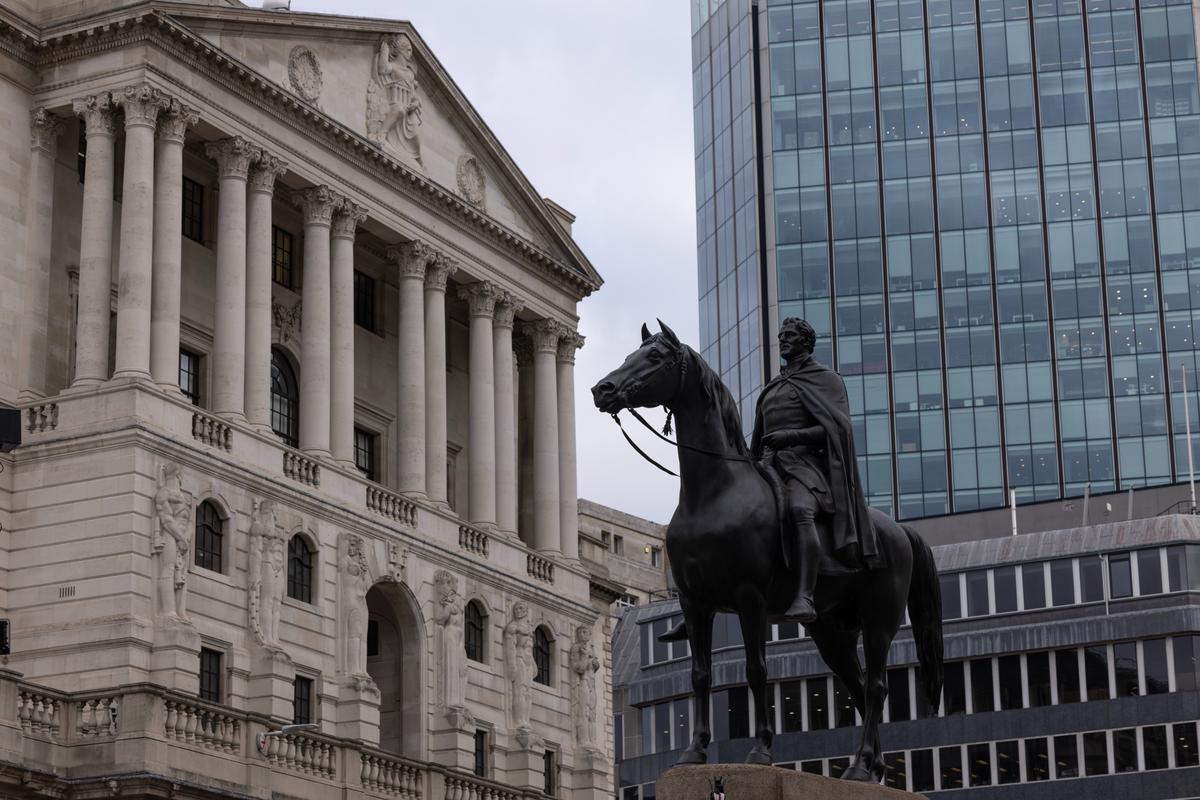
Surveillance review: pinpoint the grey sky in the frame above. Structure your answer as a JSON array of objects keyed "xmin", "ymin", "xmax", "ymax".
[{"xmin": 293, "ymin": 1, "xmax": 699, "ymax": 524}]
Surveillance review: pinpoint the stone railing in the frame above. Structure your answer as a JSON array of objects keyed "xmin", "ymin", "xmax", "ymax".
[
  {"xmin": 360, "ymin": 748, "xmax": 425, "ymax": 798},
  {"xmin": 76, "ymin": 695, "xmax": 119, "ymax": 738},
  {"xmin": 263, "ymin": 730, "xmax": 338, "ymax": 779},
  {"xmin": 444, "ymin": 773, "xmax": 521, "ymax": 800},
  {"xmin": 458, "ymin": 524, "xmax": 489, "ymax": 558},
  {"xmin": 17, "ymin": 687, "xmax": 64, "ymax": 738},
  {"xmin": 526, "ymin": 553, "xmax": 555, "ymax": 584},
  {"xmin": 164, "ymin": 697, "xmax": 241, "ymax": 752},
  {"xmin": 25, "ymin": 402, "xmax": 58, "ymax": 433},
  {"xmin": 191, "ymin": 409, "xmax": 233, "ymax": 451},
  {"xmin": 284, "ymin": 449, "xmax": 321, "ymax": 488},
  {"xmin": 367, "ymin": 485, "xmax": 418, "ymax": 527}
]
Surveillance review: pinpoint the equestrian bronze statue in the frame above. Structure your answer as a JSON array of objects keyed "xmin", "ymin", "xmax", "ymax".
[{"xmin": 592, "ymin": 319, "xmax": 943, "ymax": 783}]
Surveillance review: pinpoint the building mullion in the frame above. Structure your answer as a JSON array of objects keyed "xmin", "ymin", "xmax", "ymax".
[
  {"xmin": 817, "ymin": 0, "xmax": 838, "ymax": 370},
  {"xmin": 751, "ymin": 0, "xmax": 774, "ymax": 393}
]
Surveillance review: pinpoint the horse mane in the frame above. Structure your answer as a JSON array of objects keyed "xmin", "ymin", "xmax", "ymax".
[{"xmin": 684, "ymin": 345, "xmax": 749, "ymax": 456}]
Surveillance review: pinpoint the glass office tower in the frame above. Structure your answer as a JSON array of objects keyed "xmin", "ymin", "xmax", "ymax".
[{"xmin": 692, "ymin": 0, "xmax": 1200, "ymax": 520}]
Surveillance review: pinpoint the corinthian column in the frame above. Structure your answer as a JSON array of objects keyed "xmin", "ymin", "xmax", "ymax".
[
  {"xmin": 388, "ymin": 241, "xmax": 434, "ymax": 496},
  {"xmin": 72, "ymin": 93, "xmax": 118, "ymax": 387},
  {"xmin": 331, "ymin": 201, "xmax": 367, "ymax": 466},
  {"xmin": 149, "ymin": 100, "xmax": 199, "ymax": 389},
  {"xmin": 244, "ymin": 153, "xmax": 288, "ymax": 428},
  {"xmin": 527, "ymin": 320, "xmax": 561, "ymax": 553},
  {"xmin": 493, "ymin": 293, "xmax": 524, "ymax": 535},
  {"xmin": 557, "ymin": 328, "xmax": 584, "ymax": 561},
  {"xmin": 424, "ymin": 254, "xmax": 457, "ymax": 504},
  {"xmin": 206, "ymin": 136, "xmax": 259, "ymax": 418},
  {"xmin": 293, "ymin": 186, "xmax": 340, "ymax": 457},
  {"xmin": 111, "ymin": 85, "xmax": 166, "ymax": 380},
  {"xmin": 19, "ymin": 109, "xmax": 64, "ymax": 400},
  {"xmin": 460, "ymin": 282, "xmax": 499, "ymax": 528}
]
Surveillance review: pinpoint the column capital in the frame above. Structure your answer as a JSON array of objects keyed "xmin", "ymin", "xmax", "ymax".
[
  {"xmin": 524, "ymin": 319, "xmax": 562, "ymax": 354},
  {"xmin": 458, "ymin": 281, "xmax": 499, "ymax": 318},
  {"xmin": 156, "ymin": 99, "xmax": 200, "ymax": 145},
  {"xmin": 72, "ymin": 93, "xmax": 117, "ymax": 137},
  {"xmin": 248, "ymin": 152, "xmax": 288, "ymax": 194},
  {"xmin": 30, "ymin": 108, "xmax": 64, "ymax": 155},
  {"xmin": 557, "ymin": 328, "xmax": 584, "ymax": 365},
  {"xmin": 292, "ymin": 185, "xmax": 341, "ymax": 226},
  {"xmin": 114, "ymin": 83, "xmax": 169, "ymax": 129},
  {"xmin": 424, "ymin": 253, "xmax": 458, "ymax": 291},
  {"xmin": 514, "ymin": 335, "xmax": 534, "ymax": 368},
  {"xmin": 332, "ymin": 200, "xmax": 368, "ymax": 240},
  {"xmin": 206, "ymin": 136, "xmax": 260, "ymax": 180},
  {"xmin": 387, "ymin": 240, "xmax": 437, "ymax": 278},
  {"xmin": 493, "ymin": 292, "xmax": 525, "ymax": 330}
]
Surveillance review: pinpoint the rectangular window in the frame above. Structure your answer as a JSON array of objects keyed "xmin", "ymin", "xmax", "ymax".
[
  {"xmin": 833, "ymin": 676, "xmax": 857, "ymax": 726},
  {"xmin": 1166, "ymin": 545, "xmax": 1188, "ymax": 591},
  {"xmin": 1109, "ymin": 553, "xmax": 1133, "ymax": 598},
  {"xmin": 1079, "ymin": 555, "xmax": 1103, "ymax": 602},
  {"xmin": 543, "ymin": 749, "xmax": 557, "ymax": 797},
  {"xmin": 614, "ymin": 714, "xmax": 623, "ymax": 763},
  {"xmin": 712, "ymin": 686, "xmax": 749, "ymax": 740},
  {"xmin": 672, "ymin": 698, "xmax": 691, "ymax": 751},
  {"xmin": 182, "ymin": 177, "xmax": 204, "ymax": 243},
  {"xmin": 1084, "ymin": 645, "xmax": 1110, "ymax": 700},
  {"xmin": 808, "ymin": 677, "xmax": 829, "ymax": 730},
  {"xmin": 887, "ymin": 668, "xmax": 910, "ymax": 722},
  {"xmin": 966, "ymin": 570, "xmax": 989, "ymax": 616},
  {"xmin": 910, "ymin": 749, "xmax": 935, "ymax": 792},
  {"xmin": 367, "ymin": 619, "xmax": 379, "ymax": 657},
  {"xmin": 354, "ymin": 427, "xmax": 378, "ymax": 481},
  {"xmin": 967, "ymin": 742, "xmax": 991, "ymax": 786},
  {"xmin": 943, "ymin": 661, "xmax": 966, "ymax": 715},
  {"xmin": 993, "ymin": 566, "xmax": 1017, "ymax": 613},
  {"xmin": 1025, "ymin": 737, "xmax": 1050, "ymax": 781},
  {"xmin": 179, "ymin": 349, "xmax": 202, "ymax": 406},
  {"xmin": 1022, "ymin": 562, "xmax": 1046, "ymax": 609},
  {"xmin": 199, "ymin": 647, "xmax": 222, "ymax": 703},
  {"xmin": 650, "ymin": 546, "xmax": 662, "ymax": 567},
  {"xmin": 1138, "ymin": 548, "xmax": 1163, "ymax": 594},
  {"xmin": 780, "ymin": 680, "xmax": 803, "ymax": 733},
  {"xmin": 884, "ymin": 752, "xmax": 907, "ymax": 790},
  {"xmin": 473, "ymin": 729, "xmax": 488, "ymax": 777},
  {"xmin": 1114, "ymin": 641, "xmax": 1138, "ymax": 696},
  {"xmin": 1144, "ymin": 637, "xmax": 1170, "ymax": 694},
  {"xmin": 970, "ymin": 658, "xmax": 994, "ymax": 713},
  {"xmin": 1050, "ymin": 558, "xmax": 1075, "ymax": 606},
  {"xmin": 1143, "ymin": 725, "xmax": 1168, "ymax": 770},
  {"xmin": 939, "ymin": 745, "xmax": 963, "ymax": 789},
  {"xmin": 77, "ymin": 124, "xmax": 86, "ymax": 183},
  {"xmin": 1083, "ymin": 731, "xmax": 1109, "ymax": 776},
  {"xmin": 1056, "ymin": 648, "xmax": 1081, "ymax": 703},
  {"xmin": 613, "ymin": 535, "xmax": 625, "ymax": 556},
  {"xmin": 354, "ymin": 270, "xmax": 376, "ymax": 332},
  {"xmin": 654, "ymin": 701, "xmax": 671, "ymax": 753},
  {"xmin": 1113, "ymin": 728, "xmax": 1137, "ymax": 773},
  {"xmin": 293, "ymin": 676, "xmax": 313, "ymax": 725},
  {"xmin": 1175, "ymin": 723, "xmax": 1200, "ymax": 767},
  {"xmin": 940, "ymin": 573, "xmax": 962, "ymax": 619},
  {"xmin": 800, "ymin": 760, "xmax": 822, "ymax": 774},
  {"xmin": 1027, "ymin": 651, "xmax": 1052, "ymax": 706},
  {"xmin": 272, "ymin": 226, "xmax": 295, "ymax": 288},
  {"xmin": 1175, "ymin": 635, "xmax": 1198, "ymax": 694},
  {"xmin": 996, "ymin": 739, "xmax": 1020, "ymax": 784},
  {"xmin": 997, "ymin": 654, "xmax": 1022, "ymax": 710},
  {"xmin": 1054, "ymin": 733, "xmax": 1079, "ymax": 778}
]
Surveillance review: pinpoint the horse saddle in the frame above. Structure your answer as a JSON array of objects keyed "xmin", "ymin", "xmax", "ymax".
[{"xmin": 754, "ymin": 459, "xmax": 861, "ymax": 578}]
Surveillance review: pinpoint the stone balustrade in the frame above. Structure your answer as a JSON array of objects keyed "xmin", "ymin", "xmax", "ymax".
[
  {"xmin": 164, "ymin": 697, "xmax": 240, "ymax": 751},
  {"xmin": 77, "ymin": 695, "xmax": 119, "ymax": 738},
  {"xmin": 444, "ymin": 773, "xmax": 521, "ymax": 800},
  {"xmin": 458, "ymin": 524, "xmax": 489, "ymax": 558},
  {"xmin": 263, "ymin": 731, "xmax": 338, "ymax": 779},
  {"xmin": 284, "ymin": 449, "xmax": 322, "ymax": 487},
  {"xmin": 17, "ymin": 687, "xmax": 63, "ymax": 738},
  {"xmin": 191, "ymin": 409, "xmax": 233, "ymax": 451},
  {"xmin": 526, "ymin": 552, "xmax": 555, "ymax": 584},
  {"xmin": 360, "ymin": 749, "xmax": 425, "ymax": 798},
  {"xmin": 367, "ymin": 485, "xmax": 418, "ymax": 527},
  {"xmin": 24, "ymin": 402, "xmax": 57, "ymax": 433}
]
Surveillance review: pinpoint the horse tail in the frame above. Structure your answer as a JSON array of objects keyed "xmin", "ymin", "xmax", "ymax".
[{"xmin": 903, "ymin": 525, "xmax": 943, "ymax": 710}]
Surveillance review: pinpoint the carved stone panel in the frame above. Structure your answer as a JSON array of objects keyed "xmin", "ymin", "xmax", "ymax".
[
  {"xmin": 456, "ymin": 155, "xmax": 486, "ymax": 208},
  {"xmin": 366, "ymin": 33, "xmax": 423, "ymax": 164},
  {"xmin": 152, "ymin": 462, "xmax": 193, "ymax": 624},
  {"xmin": 288, "ymin": 45, "xmax": 323, "ymax": 106}
]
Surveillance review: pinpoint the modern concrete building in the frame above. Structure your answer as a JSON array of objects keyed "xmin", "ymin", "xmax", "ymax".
[
  {"xmin": 614, "ymin": 513, "xmax": 1200, "ymax": 799},
  {"xmin": 0, "ymin": 1, "xmax": 614, "ymax": 797},
  {"xmin": 577, "ymin": 500, "xmax": 670, "ymax": 611},
  {"xmin": 692, "ymin": 0, "xmax": 1200, "ymax": 522}
]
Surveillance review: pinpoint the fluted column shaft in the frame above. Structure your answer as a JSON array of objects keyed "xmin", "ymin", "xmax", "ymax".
[
  {"xmin": 150, "ymin": 101, "xmax": 199, "ymax": 388},
  {"xmin": 424, "ymin": 256, "xmax": 456, "ymax": 504},
  {"xmin": 529, "ymin": 321, "xmax": 562, "ymax": 553},
  {"xmin": 557, "ymin": 330, "xmax": 583, "ymax": 560},
  {"xmin": 245, "ymin": 155, "xmax": 287, "ymax": 428},
  {"xmin": 294, "ymin": 186, "xmax": 339, "ymax": 457},
  {"xmin": 206, "ymin": 137, "xmax": 259, "ymax": 418},
  {"xmin": 391, "ymin": 242, "xmax": 433, "ymax": 495},
  {"xmin": 461, "ymin": 282, "xmax": 499, "ymax": 527},
  {"xmin": 331, "ymin": 202, "xmax": 366, "ymax": 466},
  {"xmin": 19, "ymin": 109, "xmax": 64, "ymax": 400},
  {"xmin": 72, "ymin": 94, "xmax": 118, "ymax": 386},
  {"xmin": 112, "ymin": 85, "xmax": 165, "ymax": 380},
  {"xmin": 493, "ymin": 295, "xmax": 523, "ymax": 534}
]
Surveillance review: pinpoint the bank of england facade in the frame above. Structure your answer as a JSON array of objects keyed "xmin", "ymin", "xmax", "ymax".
[{"xmin": 0, "ymin": 1, "xmax": 611, "ymax": 797}]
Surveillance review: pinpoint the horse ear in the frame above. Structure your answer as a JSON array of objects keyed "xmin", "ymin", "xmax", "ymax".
[
  {"xmin": 657, "ymin": 319, "xmax": 680, "ymax": 348},
  {"xmin": 641, "ymin": 322, "xmax": 652, "ymax": 342}
]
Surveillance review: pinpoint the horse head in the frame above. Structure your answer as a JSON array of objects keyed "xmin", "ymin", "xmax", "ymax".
[{"xmin": 591, "ymin": 319, "xmax": 686, "ymax": 414}]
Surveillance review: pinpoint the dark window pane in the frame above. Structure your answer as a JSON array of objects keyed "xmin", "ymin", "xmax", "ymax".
[
  {"xmin": 1056, "ymin": 648, "xmax": 1081, "ymax": 703},
  {"xmin": 1050, "ymin": 559, "xmax": 1075, "ymax": 606},
  {"xmin": 543, "ymin": 750, "xmax": 556, "ymax": 796},
  {"xmin": 1025, "ymin": 737, "xmax": 1050, "ymax": 781},
  {"xmin": 1175, "ymin": 635, "xmax": 1199, "ymax": 694},
  {"xmin": 179, "ymin": 349, "xmax": 201, "ymax": 406},
  {"xmin": 1084, "ymin": 645, "xmax": 1110, "ymax": 701},
  {"xmin": 800, "ymin": 760, "xmax": 822, "ymax": 775},
  {"xmin": 1079, "ymin": 556, "xmax": 1103, "ymax": 602},
  {"xmin": 940, "ymin": 574, "xmax": 961, "ymax": 619},
  {"xmin": 1083, "ymin": 731, "xmax": 1108, "ymax": 776},
  {"xmin": 1138, "ymin": 549, "xmax": 1163, "ymax": 594},
  {"xmin": 939, "ymin": 745, "xmax": 963, "ymax": 789},
  {"xmin": 1022, "ymin": 563, "xmax": 1046, "ymax": 609},
  {"xmin": 194, "ymin": 501, "xmax": 223, "ymax": 573},
  {"xmin": 1176, "ymin": 723, "xmax": 1200, "ymax": 767},
  {"xmin": 354, "ymin": 427, "xmax": 377, "ymax": 481},
  {"xmin": 943, "ymin": 661, "xmax": 966, "ymax": 715},
  {"xmin": 1113, "ymin": 641, "xmax": 1138, "ymax": 696},
  {"xmin": 911, "ymin": 748, "xmax": 934, "ymax": 792},
  {"xmin": 994, "ymin": 566, "xmax": 1017, "ymax": 613},
  {"xmin": 199, "ymin": 648, "xmax": 222, "ymax": 703},
  {"xmin": 829, "ymin": 757, "xmax": 851, "ymax": 779},
  {"xmin": 367, "ymin": 619, "xmax": 379, "ymax": 657},
  {"xmin": 1145, "ymin": 637, "xmax": 1170, "ymax": 694},
  {"xmin": 998, "ymin": 654, "xmax": 1022, "ymax": 710},
  {"xmin": 270, "ymin": 349, "xmax": 299, "ymax": 447},
  {"xmin": 1143, "ymin": 725, "xmax": 1169, "ymax": 770},
  {"xmin": 1054, "ymin": 734, "xmax": 1079, "ymax": 778},
  {"xmin": 777, "ymin": 621, "xmax": 801, "ymax": 641},
  {"xmin": 1114, "ymin": 728, "xmax": 1137, "ymax": 773},
  {"xmin": 533, "ymin": 627, "xmax": 552, "ymax": 685},
  {"xmin": 673, "ymin": 698, "xmax": 691, "ymax": 751},
  {"xmin": 808, "ymin": 677, "xmax": 829, "ymax": 730},
  {"xmin": 966, "ymin": 569, "xmax": 989, "ymax": 616},
  {"xmin": 996, "ymin": 739, "xmax": 1020, "ymax": 784},
  {"xmin": 1109, "ymin": 553, "xmax": 1132, "ymax": 598},
  {"xmin": 723, "ymin": 686, "xmax": 749, "ymax": 739},
  {"xmin": 885, "ymin": 752, "xmax": 907, "ymax": 790},
  {"xmin": 1027, "ymin": 651, "xmax": 1052, "ymax": 706},
  {"xmin": 833, "ymin": 675, "xmax": 857, "ymax": 727},
  {"xmin": 293, "ymin": 676, "xmax": 313, "ymax": 724},
  {"xmin": 287, "ymin": 535, "xmax": 313, "ymax": 602},
  {"xmin": 654, "ymin": 701, "xmax": 671, "ymax": 754},
  {"xmin": 652, "ymin": 618, "xmax": 669, "ymax": 664},
  {"xmin": 182, "ymin": 177, "xmax": 204, "ymax": 243},
  {"xmin": 354, "ymin": 270, "xmax": 376, "ymax": 332},
  {"xmin": 971, "ymin": 658, "xmax": 994, "ymax": 713},
  {"xmin": 781, "ymin": 680, "xmax": 803, "ymax": 733},
  {"xmin": 473, "ymin": 729, "xmax": 487, "ymax": 777},
  {"xmin": 968, "ymin": 742, "xmax": 992, "ymax": 786},
  {"xmin": 272, "ymin": 226, "xmax": 294, "ymax": 288},
  {"xmin": 1166, "ymin": 545, "xmax": 1188, "ymax": 591},
  {"xmin": 465, "ymin": 601, "xmax": 485, "ymax": 662},
  {"xmin": 887, "ymin": 668, "xmax": 910, "ymax": 722}
]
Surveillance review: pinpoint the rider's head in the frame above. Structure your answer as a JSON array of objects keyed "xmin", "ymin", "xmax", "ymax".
[{"xmin": 779, "ymin": 318, "xmax": 816, "ymax": 357}]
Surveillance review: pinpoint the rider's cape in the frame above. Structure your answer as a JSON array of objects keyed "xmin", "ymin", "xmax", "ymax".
[{"xmin": 750, "ymin": 355, "xmax": 883, "ymax": 570}]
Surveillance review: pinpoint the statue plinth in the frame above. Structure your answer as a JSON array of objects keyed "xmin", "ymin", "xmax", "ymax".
[{"xmin": 657, "ymin": 765, "xmax": 926, "ymax": 800}]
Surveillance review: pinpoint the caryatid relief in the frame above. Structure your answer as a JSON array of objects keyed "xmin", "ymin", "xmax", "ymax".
[
  {"xmin": 503, "ymin": 602, "xmax": 537, "ymax": 734},
  {"xmin": 152, "ymin": 463, "xmax": 193, "ymax": 623},
  {"xmin": 570, "ymin": 623, "xmax": 602, "ymax": 751},
  {"xmin": 248, "ymin": 499, "xmax": 288, "ymax": 657},
  {"xmin": 341, "ymin": 534, "xmax": 377, "ymax": 694},
  {"xmin": 366, "ymin": 33, "xmax": 423, "ymax": 163},
  {"xmin": 432, "ymin": 569, "xmax": 469, "ymax": 717}
]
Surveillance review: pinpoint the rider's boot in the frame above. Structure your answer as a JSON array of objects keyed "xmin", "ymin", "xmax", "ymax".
[{"xmin": 785, "ymin": 510, "xmax": 821, "ymax": 624}]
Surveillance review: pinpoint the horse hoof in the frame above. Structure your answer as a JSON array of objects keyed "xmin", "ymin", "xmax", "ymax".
[
  {"xmin": 839, "ymin": 764, "xmax": 876, "ymax": 782},
  {"xmin": 676, "ymin": 749, "xmax": 707, "ymax": 766},
  {"xmin": 745, "ymin": 748, "xmax": 772, "ymax": 766}
]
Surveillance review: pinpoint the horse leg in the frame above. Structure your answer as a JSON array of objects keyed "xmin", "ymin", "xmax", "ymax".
[
  {"xmin": 843, "ymin": 624, "xmax": 894, "ymax": 783},
  {"xmin": 676, "ymin": 598, "xmax": 714, "ymax": 765},
  {"xmin": 737, "ymin": 602, "xmax": 773, "ymax": 765},
  {"xmin": 807, "ymin": 624, "xmax": 867, "ymax": 717}
]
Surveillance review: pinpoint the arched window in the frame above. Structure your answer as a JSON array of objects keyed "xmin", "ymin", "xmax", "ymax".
[
  {"xmin": 287, "ymin": 535, "xmax": 313, "ymax": 603},
  {"xmin": 533, "ymin": 626, "xmax": 552, "ymax": 685},
  {"xmin": 464, "ymin": 600, "xmax": 486, "ymax": 662},
  {"xmin": 271, "ymin": 348, "xmax": 299, "ymax": 447},
  {"xmin": 194, "ymin": 501, "xmax": 223, "ymax": 573}
]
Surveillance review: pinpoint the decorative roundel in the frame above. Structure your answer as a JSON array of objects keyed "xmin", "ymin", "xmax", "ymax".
[
  {"xmin": 288, "ymin": 45, "xmax": 323, "ymax": 105},
  {"xmin": 456, "ymin": 154, "xmax": 486, "ymax": 208}
]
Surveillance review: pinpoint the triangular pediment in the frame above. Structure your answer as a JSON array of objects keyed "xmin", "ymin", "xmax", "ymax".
[{"xmin": 161, "ymin": 5, "xmax": 599, "ymax": 287}]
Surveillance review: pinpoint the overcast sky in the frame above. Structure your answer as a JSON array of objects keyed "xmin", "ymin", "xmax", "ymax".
[{"xmin": 290, "ymin": 1, "xmax": 697, "ymax": 524}]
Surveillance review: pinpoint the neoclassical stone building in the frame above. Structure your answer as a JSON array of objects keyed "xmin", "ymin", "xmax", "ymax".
[{"xmin": 0, "ymin": 1, "xmax": 611, "ymax": 797}]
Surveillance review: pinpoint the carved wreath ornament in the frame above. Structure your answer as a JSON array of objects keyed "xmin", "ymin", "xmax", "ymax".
[
  {"xmin": 456, "ymin": 155, "xmax": 486, "ymax": 208},
  {"xmin": 288, "ymin": 46, "xmax": 323, "ymax": 105}
]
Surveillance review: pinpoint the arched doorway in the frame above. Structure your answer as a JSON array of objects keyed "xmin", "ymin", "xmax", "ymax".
[{"xmin": 365, "ymin": 581, "xmax": 425, "ymax": 758}]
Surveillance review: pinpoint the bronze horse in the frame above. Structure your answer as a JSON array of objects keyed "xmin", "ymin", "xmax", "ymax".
[{"xmin": 592, "ymin": 321, "xmax": 943, "ymax": 782}]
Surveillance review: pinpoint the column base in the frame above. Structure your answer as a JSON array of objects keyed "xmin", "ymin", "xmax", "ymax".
[
  {"xmin": 218, "ymin": 410, "xmax": 249, "ymax": 425},
  {"xmin": 110, "ymin": 369, "xmax": 154, "ymax": 384},
  {"xmin": 303, "ymin": 447, "xmax": 333, "ymax": 461},
  {"xmin": 68, "ymin": 377, "xmax": 105, "ymax": 391},
  {"xmin": 335, "ymin": 458, "xmax": 357, "ymax": 470},
  {"xmin": 154, "ymin": 381, "xmax": 187, "ymax": 398}
]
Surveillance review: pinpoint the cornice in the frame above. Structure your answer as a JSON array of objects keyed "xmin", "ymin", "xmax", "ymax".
[{"xmin": 3, "ymin": 9, "xmax": 600, "ymax": 300}]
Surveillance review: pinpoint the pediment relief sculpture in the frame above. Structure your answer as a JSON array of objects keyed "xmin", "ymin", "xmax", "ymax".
[
  {"xmin": 366, "ymin": 33, "xmax": 423, "ymax": 165},
  {"xmin": 456, "ymin": 154, "xmax": 485, "ymax": 209},
  {"xmin": 288, "ymin": 45, "xmax": 323, "ymax": 106}
]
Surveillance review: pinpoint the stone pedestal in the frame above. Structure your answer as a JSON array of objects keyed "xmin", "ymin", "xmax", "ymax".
[
  {"xmin": 335, "ymin": 680, "xmax": 381, "ymax": 744},
  {"xmin": 505, "ymin": 732, "xmax": 546, "ymax": 794},
  {"xmin": 149, "ymin": 623, "xmax": 201, "ymax": 693},
  {"xmin": 428, "ymin": 707, "xmax": 476, "ymax": 771},
  {"xmin": 246, "ymin": 650, "xmax": 295, "ymax": 722},
  {"xmin": 657, "ymin": 765, "xmax": 926, "ymax": 800}
]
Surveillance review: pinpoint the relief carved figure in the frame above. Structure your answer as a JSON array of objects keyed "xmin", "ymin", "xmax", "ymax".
[
  {"xmin": 503, "ymin": 602, "xmax": 536, "ymax": 734},
  {"xmin": 152, "ymin": 463, "xmax": 193, "ymax": 623},
  {"xmin": 248, "ymin": 499, "xmax": 288, "ymax": 657},
  {"xmin": 366, "ymin": 33, "xmax": 423, "ymax": 163},
  {"xmin": 569, "ymin": 624, "xmax": 601, "ymax": 751},
  {"xmin": 432, "ymin": 570, "xmax": 469, "ymax": 717},
  {"xmin": 342, "ymin": 534, "xmax": 377, "ymax": 694}
]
